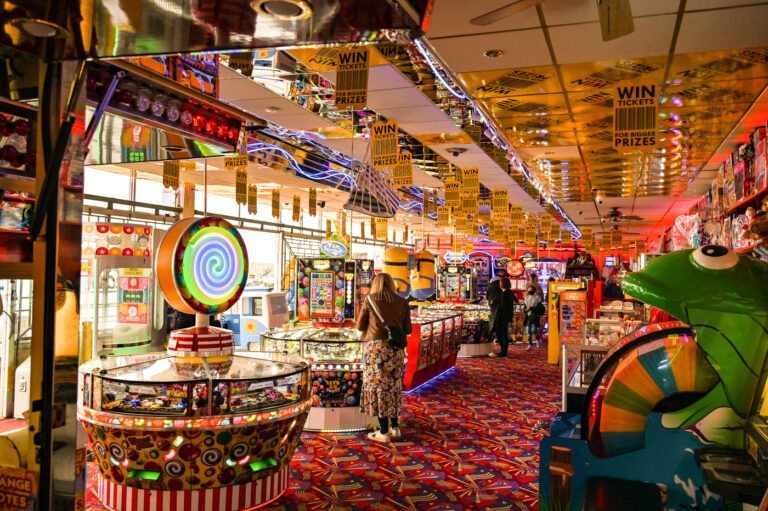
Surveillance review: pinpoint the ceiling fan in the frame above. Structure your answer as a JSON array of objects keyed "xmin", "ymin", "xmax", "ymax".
[
  {"xmin": 469, "ymin": 0, "xmax": 635, "ymax": 41},
  {"xmin": 584, "ymin": 207, "xmax": 644, "ymax": 224}
]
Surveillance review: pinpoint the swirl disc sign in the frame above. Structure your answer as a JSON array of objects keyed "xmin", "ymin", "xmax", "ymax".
[{"xmin": 157, "ymin": 217, "xmax": 248, "ymax": 315}]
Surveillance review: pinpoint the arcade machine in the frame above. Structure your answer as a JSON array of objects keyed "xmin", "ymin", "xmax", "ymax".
[
  {"xmin": 295, "ymin": 257, "xmax": 373, "ymax": 325},
  {"xmin": 437, "ymin": 256, "xmax": 477, "ymax": 302},
  {"xmin": 524, "ymin": 257, "xmax": 566, "ymax": 297},
  {"xmin": 222, "ymin": 290, "xmax": 289, "ymax": 350},
  {"xmin": 468, "ymin": 251, "xmax": 494, "ymax": 298},
  {"xmin": 425, "ymin": 303, "xmax": 492, "ymax": 358},
  {"xmin": 261, "ymin": 326, "xmax": 369, "ymax": 431},
  {"xmin": 80, "ymin": 223, "xmax": 165, "ymax": 358},
  {"xmin": 80, "ymin": 216, "xmax": 312, "ymax": 511},
  {"xmin": 403, "ymin": 309, "xmax": 462, "ymax": 392},
  {"xmin": 539, "ymin": 246, "xmax": 768, "ymax": 511}
]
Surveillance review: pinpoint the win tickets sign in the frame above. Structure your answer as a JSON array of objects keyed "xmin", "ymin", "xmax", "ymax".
[{"xmin": 613, "ymin": 81, "xmax": 658, "ymax": 153}]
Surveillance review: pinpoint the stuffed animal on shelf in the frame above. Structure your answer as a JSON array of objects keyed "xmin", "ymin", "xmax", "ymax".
[{"xmin": 748, "ymin": 197, "xmax": 768, "ymax": 243}]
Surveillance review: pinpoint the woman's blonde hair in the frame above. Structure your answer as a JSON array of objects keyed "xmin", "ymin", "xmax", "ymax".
[{"xmin": 371, "ymin": 272, "xmax": 397, "ymax": 296}]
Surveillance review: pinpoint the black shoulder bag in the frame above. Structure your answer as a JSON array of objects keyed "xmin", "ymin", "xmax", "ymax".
[{"xmin": 367, "ymin": 295, "xmax": 408, "ymax": 349}]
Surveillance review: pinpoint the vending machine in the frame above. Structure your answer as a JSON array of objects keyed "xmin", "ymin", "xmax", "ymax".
[{"xmin": 223, "ymin": 290, "xmax": 290, "ymax": 349}]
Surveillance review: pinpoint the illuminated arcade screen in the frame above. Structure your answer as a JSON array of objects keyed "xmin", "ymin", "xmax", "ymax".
[
  {"xmin": 445, "ymin": 273, "xmax": 461, "ymax": 299},
  {"xmin": 309, "ymin": 271, "xmax": 335, "ymax": 318}
]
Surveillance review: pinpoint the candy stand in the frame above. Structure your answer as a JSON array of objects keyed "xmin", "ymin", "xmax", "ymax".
[
  {"xmin": 261, "ymin": 326, "xmax": 370, "ymax": 432},
  {"xmin": 79, "ymin": 217, "xmax": 312, "ymax": 511}
]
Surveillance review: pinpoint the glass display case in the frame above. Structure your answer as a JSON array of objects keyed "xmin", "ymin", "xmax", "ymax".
[
  {"xmin": 78, "ymin": 351, "xmax": 312, "ymax": 502},
  {"xmin": 260, "ymin": 327, "xmax": 368, "ymax": 431},
  {"xmin": 424, "ymin": 303, "xmax": 492, "ymax": 347}
]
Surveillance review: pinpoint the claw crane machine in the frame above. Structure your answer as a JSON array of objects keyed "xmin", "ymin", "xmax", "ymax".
[{"xmin": 80, "ymin": 223, "xmax": 166, "ymax": 359}]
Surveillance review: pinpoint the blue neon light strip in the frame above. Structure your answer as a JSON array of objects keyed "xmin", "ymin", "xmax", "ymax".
[{"xmin": 403, "ymin": 367, "xmax": 456, "ymax": 395}]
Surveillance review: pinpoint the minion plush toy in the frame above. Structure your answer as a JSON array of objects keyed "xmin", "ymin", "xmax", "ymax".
[
  {"xmin": 410, "ymin": 250, "xmax": 436, "ymax": 300},
  {"xmin": 384, "ymin": 247, "xmax": 411, "ymax": 298}
]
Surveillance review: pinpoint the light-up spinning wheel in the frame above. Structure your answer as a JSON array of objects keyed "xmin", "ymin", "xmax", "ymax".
[{"xmin": 157, "ymin": 216, "xmax": 248, "ymax": 356}]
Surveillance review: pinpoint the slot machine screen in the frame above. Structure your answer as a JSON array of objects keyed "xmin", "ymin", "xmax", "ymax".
[{"xmin": 309, "ymin": 271, "xmax": 335, "ymax": 318}]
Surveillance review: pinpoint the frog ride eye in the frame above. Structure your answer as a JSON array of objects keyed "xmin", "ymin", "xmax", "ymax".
[{"xmin": 691, "ymin": 245, "xmax": 739, "ymax": 270}]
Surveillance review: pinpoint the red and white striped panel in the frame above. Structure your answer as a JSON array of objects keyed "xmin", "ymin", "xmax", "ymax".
[
  {"xmin": 95, "ymin": 466, "xmax": 288, "ymax": 511},
  {"xmin": 168, "ymin": 327, "xmax": 234, "ymax": 355}
]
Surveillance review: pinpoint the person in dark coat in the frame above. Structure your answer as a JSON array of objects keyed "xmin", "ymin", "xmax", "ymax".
[{"xmin": 489, "ymin": 277, "xmax": 517, "ymax": 357}]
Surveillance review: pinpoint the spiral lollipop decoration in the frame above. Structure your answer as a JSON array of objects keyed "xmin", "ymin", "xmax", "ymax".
[{"xmin": 157, "ymin": 217, "xmax": 248, "ymax": 315}]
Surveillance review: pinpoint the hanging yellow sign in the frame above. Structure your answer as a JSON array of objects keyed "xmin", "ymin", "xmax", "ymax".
[
  {"xmin": 340, "ymin": 212, "xmax": 347, "ymax": 235},
  {"xmin": 508, "ymin": 227, "xmax": 521, "ymax": 245},
  {"xmin": 461, "ymin": 194, "xmax": 477, "ymax": 217},
  {"xmin": 582, "ymin": 227, "xmax": 594, "ymax": 246},
  {"xmin": 404, "ymin": 225, "xmax": 408, "ymax": 242},
  {"xmin": 460, "ymin": 167, "xmax": 480, "ymax": 195},
  {"xmin": 335, "ymin": 47, "xmax": 369, "ymax": 110},
  {"xmin": 455, "ymin": 217, "xmax": 467, "ymax": 234},
  {"xmin": 613, "ymin": 81, "xmax": 658, "ymax": 153},
  {"xmin": 361, "ymin": 221, "xmax": 366, "ymax": 238},
  {"xmin": 292, "ymin": 195, "xmax": 300, "ymax": 222},
  {"xmin": 271, "ymin": 190, "xmax": 279, "ymax": 218},
  {"xmin": 491, "ymin": 189, "xmax": 508, "ymax": 215},
  {"xmin": 524, "ymin": 222, "xmax": 537, "ymax": 246},
  {"xmin": 601, "ymin": 235, "xmax": 612, "ymax": 249},
  {"xmin": 465, "ymin": 239, "xmax": 474, "ymax": 253},
  {"xmin": 493, "ymin": 146, "xmax": 508, "ymax": 170},
  {"xmin": 437, "ymin": 206, "xmax": 450, "ymax": 227},
  {"xmin": 550, "ymin": 225, "xmax": 561, "ymax": 243},
  {"xmin": 438, "ymin": 163, "xmax": 453, "ymax": 179},
  {"xmin": 444, "ymin": 179, "xmax": 461, "ymax": 208},
  {"xmin": 235, "ymin": 167, "xmax": 247, "ymax": 205},
  {"xmin": 622, "ymin": 242, "xmax": 630, "ymax": 254},
  {"xmin": 611, "ymin": 229, "xmax": 624, "ymax": 247},
  {"xmin": 326, "ymin": 219, "xmax": 332, "ymax": 238},
  {"xmin": 540, "ymin": 214, "xmax": 552, "ymax": 233},
  {"xmin": 163, "ymin": 160, "xmax": 179, "ymax": 190},
  {"xmin": 309, "ymin": 188, "xmax": 317, "ymax": 216},
  {"xmin": 370, "ymin": 217, "xmax": 376, "ymax": 239},
  {"xmin": 636, "ymin": 239, "xmax": 646, "ymax": 253},
  {"xmin": 375, "ymin": 218, "xmax": 388, "ymax": 240},
  {"xmin": 247, "ymin": 185, "xmax": 258, "ymax": 215},
  {"xmin": 422, "ymin": 189, "xmax": 430, "ymax": 216},
  {"xmin": 452, "ymin": 234, "xmax": 461, "ymax": 252},
  {"xmin": 224, "ymin": 154, "xmax": 248, "ymax": 169},
  {"xmin": 393, "ymin": 151, "xmax": 413, "ymax": 187},
  {"xmin": 508, "ymin": 206, "xmax": 524, "ymax": 227},
  {"xmin": 371, "ymin": 120, "xmax": 399, "ymax": 169}
]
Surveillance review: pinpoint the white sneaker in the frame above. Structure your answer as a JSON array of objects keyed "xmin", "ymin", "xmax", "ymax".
[
  {"xmin": 367, "ymin": 430, "xmax": 391, "ymax": 443},
  {"xmin": 389, "ymin": 427, "xmax": 401, "ymax": 439},
  {"xmin": 525, "ymin": 345, "xmax": 532, "ymax": 351}
]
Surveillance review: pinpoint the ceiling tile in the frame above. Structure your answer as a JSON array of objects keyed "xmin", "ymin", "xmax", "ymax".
[
  {"xmin": 685, "ymin": 0, "xmax": 767, "ymax": 10},
  {"xmin": 542, "ymin": 0, "xmax": 678, "ymax": 26},
  {"xmin": 426, "ymin": 0, "xmax": 541, "ymax": 39},
  {"xmin": 398, "ymin": 119, "xmax": 466, "ymax": 135},
  {"xmin": 548, "ymin": 15, "xmax": 677, "ymax": 65},
  {"xmin": 676, "ymin": 5, "xmax": 768, "ymax": 54},
  {"xmin": 430, "ymin": 29, "xmax": 552, "ymax": 73},
  {"xmin": 374, "ymin": 105, "xmax": 453, "ymax": 123}
]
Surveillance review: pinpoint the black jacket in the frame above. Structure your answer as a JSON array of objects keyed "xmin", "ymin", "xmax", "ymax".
[{"xmin": 489, "ymin": 284, "xmax": 516, "ymax": 331}]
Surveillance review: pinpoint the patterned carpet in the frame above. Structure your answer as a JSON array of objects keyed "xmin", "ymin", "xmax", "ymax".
[{"xmin": 87, "ymin": 345, "xmax": 560, "ymax": 510}]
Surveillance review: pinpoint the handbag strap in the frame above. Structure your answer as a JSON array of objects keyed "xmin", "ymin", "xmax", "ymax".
[{"xmin": 366, "ymin": 295, "xmax": 389, "ymax": 329}]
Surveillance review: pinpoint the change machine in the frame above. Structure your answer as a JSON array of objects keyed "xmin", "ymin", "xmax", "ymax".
[
  {"xmin": 224, "ymin": 291, "xmax": 290, "ymax": 349},
  {"xmin": 296, "ymin": 258, "xmax": 373, "ymax": 325}
]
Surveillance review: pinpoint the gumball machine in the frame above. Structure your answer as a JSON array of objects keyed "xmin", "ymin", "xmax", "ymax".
[{"xmin": 79, "ymin": 217, "xmax": 312, "ymax": 510}]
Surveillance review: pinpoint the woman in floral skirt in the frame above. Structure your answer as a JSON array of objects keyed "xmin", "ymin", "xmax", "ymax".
[{"xmin": 356, "ymin": 273, "xmax": 412, "ymax": 443}]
